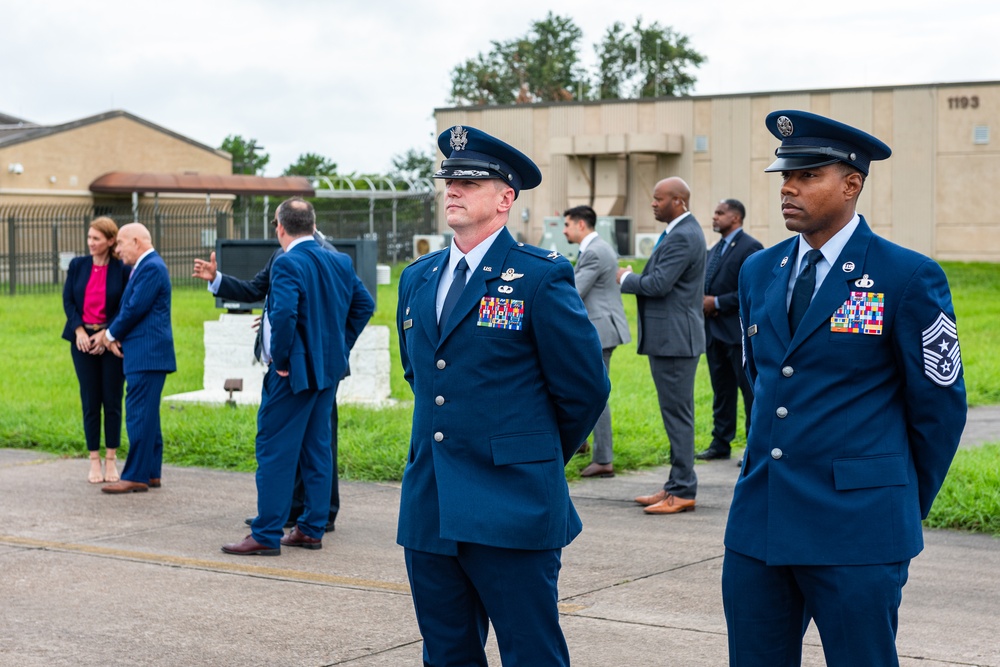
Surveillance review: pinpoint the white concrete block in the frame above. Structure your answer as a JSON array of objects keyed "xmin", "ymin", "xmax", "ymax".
[{"xmin": 164, "ymin": 315, "xmax": 391, "ymax": 407}]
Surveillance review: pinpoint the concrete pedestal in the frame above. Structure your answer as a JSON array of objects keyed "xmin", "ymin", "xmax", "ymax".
[{"xmin": 164, "ymin": 314, "xmax": 391, "ymax": 406}]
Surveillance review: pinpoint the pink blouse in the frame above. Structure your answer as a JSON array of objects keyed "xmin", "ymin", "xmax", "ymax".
[{"xmin": 82, "ymin": 264, "xmax": 108, "ymax": 325}]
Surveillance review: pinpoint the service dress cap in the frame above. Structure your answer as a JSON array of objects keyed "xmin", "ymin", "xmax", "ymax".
[
  {"xmin": 433, "ymin": 125, "xmax": 542, "ymax": 198},
  {"xmin": 764, "ymin": 110, "xmax": 891, "ymax": 176}
]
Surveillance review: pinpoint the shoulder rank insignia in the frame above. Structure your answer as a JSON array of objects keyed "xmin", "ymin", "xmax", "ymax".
[
  {"xmin": 547, "ymin": 251, "xmax": 561, "ymax": 259},
  {"xmin": 501, "ymin": 268, "xmax": 524, "ymax": 281},
  {"xmin": 922, "ymin": 312, "xmax": 962, "ymax": 386}
]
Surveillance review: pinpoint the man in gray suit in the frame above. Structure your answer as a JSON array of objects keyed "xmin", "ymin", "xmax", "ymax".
[
  {"xmin": 563, "ymin": 205, "xmax": 631, "ymax": 478},
  {"xmin": 617, "ymin": 177, "xmax": 706, "ymax": 514}
]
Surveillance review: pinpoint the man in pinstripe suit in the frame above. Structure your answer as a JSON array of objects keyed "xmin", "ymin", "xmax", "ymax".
[{"xmin": 97, "ymin": 223, "xmax": 176, "ymax": 494}]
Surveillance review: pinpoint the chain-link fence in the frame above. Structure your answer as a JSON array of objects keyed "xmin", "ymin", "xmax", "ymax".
[{"xmin": 0, "ymin": 194, "xmax": 435, "ymax": 295}]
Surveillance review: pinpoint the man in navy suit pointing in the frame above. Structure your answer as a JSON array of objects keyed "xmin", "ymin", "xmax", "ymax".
[
  {"xmin": 396, "ymin": 126, "xmax": 609, "ymax": 666},
  {"xmin": 723, "ymin": 110, "xmax": 967, "ymax": 666},
  {"xmin": 222, "ymin": 198, "xmax": 373, "ymax": 556}
]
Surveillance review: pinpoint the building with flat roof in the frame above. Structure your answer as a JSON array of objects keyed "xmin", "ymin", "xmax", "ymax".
[
  {"xmin": 0, "ymin": 110, "xmax": 233, "ymax": 208},
  {"xmin": 434, "ymin": 80, "xmax": 999, "ymax": 262}
]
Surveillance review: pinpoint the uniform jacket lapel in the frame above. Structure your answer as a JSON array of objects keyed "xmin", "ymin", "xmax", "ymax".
[
  {"xmin": 763, "ymin": 237, "xmax": 798, "ymax": 349},
  {"xmin": 414, "ymin": 251, "xmax": 449, "ymax": 345}
]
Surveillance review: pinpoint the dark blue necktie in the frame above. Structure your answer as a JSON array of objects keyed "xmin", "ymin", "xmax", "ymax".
[
  {"xmin": 439, "ymin": 257, "xmax": 469, "ymax": 334},
  {"xmin": 788, "ymin": 249, "xmax": 824, "ymax": 335},
  {"xmin": 705, "ymin": 241, "xmax": 725, "ymax": 292}
]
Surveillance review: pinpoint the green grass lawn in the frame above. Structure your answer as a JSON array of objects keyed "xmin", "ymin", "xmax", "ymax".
[{"xmin": 1, "ymin": 261, "xmax": 997, "ymax": 535}]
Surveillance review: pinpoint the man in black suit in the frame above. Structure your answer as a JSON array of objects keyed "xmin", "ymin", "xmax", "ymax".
[
  {"xmin": 193, "ymin": 229, "xmax": 368, "ymax": 532},
  {"xmin": 617, "ymin": 177, "xmax": 706, "ymax": 515},
  {"xmin": 697, "ymin": 199, "xmax": 763, "ymax": 461}
]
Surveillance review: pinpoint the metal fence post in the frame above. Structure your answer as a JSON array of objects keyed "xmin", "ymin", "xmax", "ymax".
[
  {"xmin": 7, "ymin": 215, "xmax": 15, "ymax": 296},
  {"xmin": 51, "ymin": 221, "xmax": 59, "ymax": 285},
  {"xmin": 216, "ymin": 210, "xmax": 227, "ymax": 243},
  {"xmin": 154, "ymin": 211, "xmax": 163, "ymax": 252}
]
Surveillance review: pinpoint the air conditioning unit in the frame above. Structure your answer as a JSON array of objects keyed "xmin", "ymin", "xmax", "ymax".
[
  {"xmin": 634, "ymin": 233, "xmax": 660, "ymax": 259},
  {"xmin": 413, "ymin": 234, "xmax": 446, "ymax": 258}
]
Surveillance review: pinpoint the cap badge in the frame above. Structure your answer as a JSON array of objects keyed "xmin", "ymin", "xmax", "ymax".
[
  {"xmin": 777, "ymin": 116, "xmax": 794, "ymax": 137},
  {"xmin": 842, "ymin": 261, "xmax": 856, "ymax": 272},
  {"xmin": 855, "ymin": 274, "xmax": 874, "ymax": 288},
  {"xmin": 501, "ymin": 268, "xmax": 524, "ymax": 282},
  {"xmin": 450, "ymin": 126, "xmax": 469, "ymax": 151}
]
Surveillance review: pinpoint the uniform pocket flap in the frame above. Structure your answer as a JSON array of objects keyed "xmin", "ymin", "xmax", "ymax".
[
  {"xmin": 833, "ymin": 454, "xmax": 908, "ymax": 490},
  {"xmin": 491, "ymin": 432, "xmax": 558, "ymax": 466}
]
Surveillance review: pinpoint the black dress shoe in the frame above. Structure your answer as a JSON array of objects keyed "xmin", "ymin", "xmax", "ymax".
[
  {"xmin": 696, "ymin": 447, "xmax": 731, "ymax": 461},
  {"xmin": 221, "ymin": 535, "xmax": 280, "ymax": 556}
]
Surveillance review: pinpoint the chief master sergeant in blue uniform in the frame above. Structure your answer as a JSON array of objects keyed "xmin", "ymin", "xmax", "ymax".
[
  {"xmin": 396, "ymin": 126, "xmax": 611, "ymax": 666},
  {"xmin": 722, "ymin": 110, "xmax": 968, "ymax": 666}
]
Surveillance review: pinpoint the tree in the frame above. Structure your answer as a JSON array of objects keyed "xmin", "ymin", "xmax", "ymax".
[
  {"xmin": 594, "ymin": 18, "xmax": 705, "ymax": 99},
  {"xmin": 449, "ymin": 12, "xmax": 587, "ymax": 105},
  {"xmin": 283, "ymin": 152, "xmax": 337, "ymax": 177},
  {"xmin": 447, "ymin": 14, "xmax": 705, "ymax": 106},
  {"xmin": 220, "ymin": 135, "xmax": 270, "ymax": 175},
  {"xmin": 390, "ymin": 147, "xmax": 435, "ymax": 182}
]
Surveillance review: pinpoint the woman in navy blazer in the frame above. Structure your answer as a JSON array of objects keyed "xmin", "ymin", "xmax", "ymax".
[{"xmin": 62, "ymin": 217, "xmax": 130, "ymax": 483}]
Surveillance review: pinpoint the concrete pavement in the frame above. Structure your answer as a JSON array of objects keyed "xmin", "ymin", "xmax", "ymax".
[{"xmin": 0, "ymin": 412, "xmax": 997, "ymax": 666}]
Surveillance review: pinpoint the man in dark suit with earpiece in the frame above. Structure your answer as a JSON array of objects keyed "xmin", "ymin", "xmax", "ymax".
[{"xmin": 698, "ymin": 198, "xmax": 762, "ymax": 462}]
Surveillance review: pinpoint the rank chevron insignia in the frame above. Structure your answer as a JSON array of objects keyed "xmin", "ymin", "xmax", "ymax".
[{"xmin": 922, "ymin": 312, "xmax": 962, "ymax": 386}]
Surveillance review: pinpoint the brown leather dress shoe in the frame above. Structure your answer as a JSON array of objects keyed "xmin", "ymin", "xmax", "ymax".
[
  {"xmin": 635, "ymin": 489, "xmax": 667, "ymax": 506},
  {"xmin": 101, "ymin": 480, "xmax": 149, "ymax": 494},
  {"xmin": 580, "ymin": 462, "xmax": 615, "ymax": 478},
  {"xmin": 280, "ymin": 526, "xmax": 323, "ymax": 550},
  {"xmin": 148, "ymin": 478, "xmax": 161, "ymax": 488},
  {"xmin": 221, "ymin": 535, "xmax": 280, "ymax": 556},
  {"xmin": 644, "ymin": 494, "xmax": 696, "ymax": 515}
]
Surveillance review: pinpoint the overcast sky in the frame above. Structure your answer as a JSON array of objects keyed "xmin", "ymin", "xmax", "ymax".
[{"xmin": 2, "ymin": 1, "xmax": 997, "ymax": 176}]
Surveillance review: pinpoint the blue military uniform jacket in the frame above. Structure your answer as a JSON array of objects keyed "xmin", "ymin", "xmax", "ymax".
[
  {"xmin": 726, "ymin": 217, "xmax": 967, "ymax": 566},
  {"xmin": 396, "ymin": 227, "xmax": 610, "ymax": 555}
]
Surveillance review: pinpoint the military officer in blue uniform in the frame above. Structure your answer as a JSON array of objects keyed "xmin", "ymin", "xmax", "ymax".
[
  {"xmin": 722, "ymin": 110, "xmax": 968, "ymax": 666},
  {"xmin": 396, "ymin": 125, "xmax": 610, "ymax": 666}
]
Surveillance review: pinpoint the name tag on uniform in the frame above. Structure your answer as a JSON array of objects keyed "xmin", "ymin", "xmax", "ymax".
[
  {"xmin": 403, "ymin": 319, "xmax": 413, "ymax": 330},
  {"xmin": 477, "ymin": 297, "xmax": 524, "ymax": 331},
  {"xmin": 831, "ymin": 291, "xmax": 884, "ymax": 335}
]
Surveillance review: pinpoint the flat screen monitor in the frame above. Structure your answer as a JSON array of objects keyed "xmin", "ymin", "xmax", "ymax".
[{"xmin": 214, "ymin": 238, "xmax": 378, "ymax": 311}]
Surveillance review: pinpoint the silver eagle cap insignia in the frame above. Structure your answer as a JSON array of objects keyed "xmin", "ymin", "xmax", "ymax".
[{"xmin": 450, "ymin": 126, "xmax": 469, "ymax": 151}]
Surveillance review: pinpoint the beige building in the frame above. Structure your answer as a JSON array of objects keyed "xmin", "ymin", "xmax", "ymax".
[
  {"xmin": 435, "ymin": 80, "xmax": 1000, "ymax": 262},
  {"xmin": 0, "ymin": 110, "xmax": 232, "ymax": 208}
]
